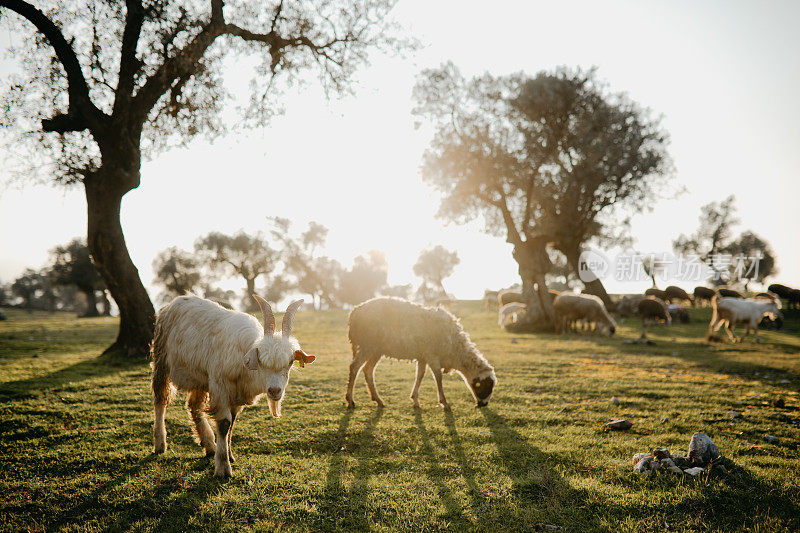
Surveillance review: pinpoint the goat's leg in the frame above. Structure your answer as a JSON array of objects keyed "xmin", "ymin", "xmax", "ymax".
[
  {"xmin": 153, "ymin": 403, "xmax": 167, "ymax": 455},
  {"xmin": 723, "ymin": 322, "xmax": 738, "ymax": 343},
  {"xmin": 740, "ymin": 324, "xmax": 751, "ymax": 343},
  {"xmin": 430, "ymin": 365, "xmax": 450, "ymax": 411},
  {"xmin": 410, "ymin": 360, "xmax": 427, "ymax": 408},
  {"xmin": 227, "ymin": 406, "xmax": 242, "ymax": 463},
  {"xmin": 345, "ymin": 348, "xmax": 367, "ymax": 409},
  {"xmin": 362, "ymin": 355, "xmax": 385, "ymax": 408},
  {"xmin": 187, "ymin": 390, "xmax": 216, "ymax": 457},
  {"xmin": 212, "ymin": 407, "xmax": 233, "ymax": 479}
]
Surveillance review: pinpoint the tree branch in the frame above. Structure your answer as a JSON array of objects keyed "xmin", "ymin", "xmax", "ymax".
[
  {"xmin": 0, "ymin": 0, "xmax": 107, "ymax": 133},
  {"xmin": 113, "ymin": 0, "xmax": 145, "ymax": 115},
  {"xmin": 491, "ymin": 188, "xmax": 523, "ymax": 246}
]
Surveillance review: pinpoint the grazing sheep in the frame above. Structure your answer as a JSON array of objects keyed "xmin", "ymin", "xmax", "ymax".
[
  {"xmin": 789, "ymin": 289, "xmax": 800, "ymax": 310},
  {"xmin": 553, "ymin": 293, "xmax": 616, "ymax": 336},
  {"xmin": 637, "ymin": 297, "xmax": 672, "ymax": 327},
  {"xmin": 716, "ymin": 287, "xmax": 743, "ymax": 299},
  {"xmin": 707, "ymin": 296, "xmax": 783, "ymax": 343},
  {"xmin": 693, "ymin": 286, "xmax": 716, "ymax": 307},
  {"xmin": 346, "ymin": 297, "xmax": 496, "ymax": 410},
  {"xmin": 644, "ymin": 287, "xmax": 668, "ymax": 301},
  {"xmin": 664, "ymin": 286, "xmax": 693, "ymax": 305},
  {"xmin": 482, "ymin": 290, "xmax": 499, "ymax": 310},
  {"xmin": 667, "ymin": 304, "xmax": 690, "ymax": 324},
  {"xmin": 767, "ymin": 283, "xmax": 793, "ymax": 300},
  {"xmin": 615, "ymin": 295, "xmax": 644, "ymax": 317},
  {"xmin": 497, "ymin": 289, "xmax": 525, "ymax": 307},
  {"xmin": 151, "ymin": 294, "xmax": 315, "ymax": 478},
  {"xmin": 498, "ymin": 302, "xmax": 527, "ymax": 328}
]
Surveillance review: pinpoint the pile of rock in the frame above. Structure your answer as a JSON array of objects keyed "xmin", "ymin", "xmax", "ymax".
[{"xmin": 632, "ymin": 432, "xmax": 730, "ymax": 477}]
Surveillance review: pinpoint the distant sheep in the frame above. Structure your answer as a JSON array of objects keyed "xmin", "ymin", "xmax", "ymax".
[
  {"xmin": 498, "ymin": 302, "xmax": 527, "ymax": 328},
  {"xmin": 637, "ymin": 297, "xmax": 672, "ymax": 327},
  {"xmin": 347, "ymin": 297, "xmax": 497, "ymax": 410},
  {"xmin": 615, "ymin": 295, "xmax": 644, "ymax": 317},
  {"xmin": 693, "ymin": 286, "xmax": 716, "ymax": 307},
  {"xmin": 667, "ymin": 304, "xmax": 690, "ymax": 324},
  {"xmin": 151, "ymin": 294, "xmax": 315, "ymax": 478},
  {"xmin": 553, "ymin": 293, "xmax": 616, "ymax": 336},
  {"xmin": 497, "ymin": 289, "xmax": 525, "ymax": 307},
  {"xmin": 708, "ymin": 296, "xmax": 783, "ymax": 343},
  {"xmin": 664, "ymin": 286, "xmax": 692, "ymax": 305},
  {"xmin": 767, "ymin": 283, "xmax": 793, "ymax": 300},
  {"xmin": 716, "ymin": 287, "xmax": 743, "ymax": 299},
  {"xmin": 644, "ymin": 288, "xmax": 668, "ymax": 301},
  {"xmin": 482, "ymin": 290, "xmax": 499, "ymax": 310}
]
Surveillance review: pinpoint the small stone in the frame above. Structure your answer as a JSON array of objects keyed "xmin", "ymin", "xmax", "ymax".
[
  {"xmin": 661, "ymin": 457, "xmax": 685, "ymax": 474},
  {"xmin": 780, "ymin": 379, "xmax": 790, "ymax": 384},
  {"xmin": 672, "ymin": 455, "xmax": 692, "ymax": 469},
  {"xmin": 769, "ymin": 412, "xmax": 789, "ymax": 421},
  {"xmin": 632, "ymin": 452, "xmax": 653, "ymax": 465},
  {"xmin": 477, "ymin": 429, "xmax": 493, "ymax": 436},
  {"xmin": 633, "ymin": 457, "xmax": 652, "ymax": 473},
  {"xmin": 652, "ymin": 446, "xmax": 671, "ymax": 460},
  {"xmin": 684, "ymin": 467, "xmax": 705, "ymax": 476},
  {"xmin": 510, "ymin": 338, "xmax": 518, "ymax": 344},
  {"xmin": 544, "ymin": 526, "xmax": 561, "ymax": 532},
  {"xmin": 726, "ymin": 411, "xmax": 743, "ymax": 419},
  {"xmin": 611, "ymin": 397, "xmax": 620, "ymax": 405},
  {"xmin": 687, "ymin": 432, "xmax": 719, "ymax": 466},
  {"xmin": 660, "ymin": 416, "xmax": 669, "ymax": 424},
  {"xmin": 763, "ymin": 435, "xmax": 779, "ymax": 445},
  {"xmin": 773, "ymin": 397, "xmax": 785, "ymax": 408},
  {"xmin": 605, "ymin": 419, "xmax": 632, "ymax": 431}
]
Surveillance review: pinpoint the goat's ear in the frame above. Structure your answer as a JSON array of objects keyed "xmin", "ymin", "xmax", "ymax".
[
  {"xmin": 294, "ymin": 349, "xmax": 316, "ymax": 368},
  {"xmin": 243, "ymin": 347, "xmax": 260, "ymax": 371}
]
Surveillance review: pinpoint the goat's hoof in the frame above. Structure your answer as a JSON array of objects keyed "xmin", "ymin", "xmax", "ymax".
[
  {"xmin": 214, "ymin": 466, "xmax": 233, "ymax": 479},
  {"xmin": 154, "ymin": 443, "xmax": 166, "ymax": 455},
  {"xmin": 228, "ymin": 453, "xmax": 236, "ymax": 463},
  {"xmin": 346, "ymin": 401, "xmax": 356, "ymax": 409},
  {"xmin": 372, "ymin": 399, "xmax": 385, "ymax": 408},
  {"xmin": 441, "ymin": 403, "xmax": 452, "ymax": 412}
]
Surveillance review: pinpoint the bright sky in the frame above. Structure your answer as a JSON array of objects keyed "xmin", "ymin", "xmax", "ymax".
[{"xmin": 1, "ymin": 0, "xmax": 798, "ymax": 302}]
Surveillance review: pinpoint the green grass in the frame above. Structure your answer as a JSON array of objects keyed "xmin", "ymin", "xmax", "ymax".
[{"xmin": 1, "ymin": 302, "xmax": 799, "ymax": 532}]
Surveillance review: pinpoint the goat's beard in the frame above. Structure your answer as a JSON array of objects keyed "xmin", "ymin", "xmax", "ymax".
[{"xmin": 267, "ymin": 397, "xmax": 282, "ymax": 418}]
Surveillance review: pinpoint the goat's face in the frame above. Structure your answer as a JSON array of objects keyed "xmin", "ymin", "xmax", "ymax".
[
  {"xmin": 462, "ymin": 367, "xmax": 497, "ymax": 407},
  {"xmin": 243, "ymin": 336, "xmax": 315, "ymax": 418}
]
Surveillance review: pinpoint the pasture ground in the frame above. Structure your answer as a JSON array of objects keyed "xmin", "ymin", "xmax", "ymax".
[{"xmin": 1, "ymin": 302, "xmax": 799, "ymax": 532}]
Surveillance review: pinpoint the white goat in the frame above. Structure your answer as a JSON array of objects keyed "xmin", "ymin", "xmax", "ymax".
[
  {"xmin": 498, "ymin": 302, "xmax": 527, "ymax": 328},
  {"xmin": 708, "ymin": 296, "xmax": 783, "ymax": 343},
  {"xmin": 151, "ymin": 294, "xmax": 315, "ymax": 478}
]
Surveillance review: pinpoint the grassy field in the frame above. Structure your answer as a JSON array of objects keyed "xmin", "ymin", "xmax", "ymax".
[{"xmin": 1, "ymin": 302, "xmax": 799, "ymax": 532}]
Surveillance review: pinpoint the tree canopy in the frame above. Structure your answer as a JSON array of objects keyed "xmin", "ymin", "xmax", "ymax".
[{"xmin": 413, "ymin": 245, "xmax": 459, "ymax": 298}]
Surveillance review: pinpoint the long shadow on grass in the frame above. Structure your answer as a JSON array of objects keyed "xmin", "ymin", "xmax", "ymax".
[
  {"xmin": 0, "ymin": 351, "xmax": 144, "ymax": 402},
  {"xmin": 480, "ymin": 408, "xmax": 600, "ymax": 529},
  {"xmin": 312, "ymin": 408, "xmax": 383, "ymax": 531}
]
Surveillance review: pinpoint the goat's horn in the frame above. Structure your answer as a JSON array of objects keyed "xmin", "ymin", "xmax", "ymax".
[
  {"xmin": 252, "ymin": 294, "xmax": 275, "ymax": 335},
  {"xmin": 281, "ymin": 299, "xmax": 304, "ymax": 337}
]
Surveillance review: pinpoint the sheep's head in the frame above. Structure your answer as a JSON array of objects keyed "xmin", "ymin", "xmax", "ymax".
[
  {"xmin": 243, "ymin": 296, "xmax": 316, "ymax": 418},
  {"xmin": 459, "ymin": 351, "xmax": 497, "ymax": 407}
]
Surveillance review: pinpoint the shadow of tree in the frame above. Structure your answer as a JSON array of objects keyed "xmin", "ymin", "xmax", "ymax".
[{"xmin": 0, "ymin": 351, "xmax": 145, "ymax": 402}]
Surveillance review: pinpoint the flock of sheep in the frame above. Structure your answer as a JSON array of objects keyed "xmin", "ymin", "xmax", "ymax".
[
  {"xmin": 149, "ymin": 281, "xmax": 795, "ymax": 478},
  {"xmin": 492, "ymin": 283, "xmax": 790, "ymax": 343}
]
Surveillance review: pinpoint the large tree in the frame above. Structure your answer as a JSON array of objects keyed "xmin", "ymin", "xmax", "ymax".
[
  {"xmin": 48, "ymin": 237, "xmax": 106, "ymax": 316},
  {"xmin": 338, "ymin": 250, "xmax": 387, "ymax": 306},
  {"xmin": 413, "ymin": 245, "xmax": 459, "ymax": 298},
  {"xmin": 722, "ymin": 231, "xmax": 776, "ymax": 290},
  {"xmin": 413, "ymin": 64, "xmax": 671, "ymax": 321},
  {"xmin": 195, "ymin": 230, "xmax": 278, "ymax": 310},
  {"xmin": 0, "ymin": 0, "xmax": 403, "ymax": 356}
]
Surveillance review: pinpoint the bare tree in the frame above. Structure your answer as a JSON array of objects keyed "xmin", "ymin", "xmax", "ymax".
[{"xmin": 0, "ymin": 0, "xmax": 405, "ymax": 356}]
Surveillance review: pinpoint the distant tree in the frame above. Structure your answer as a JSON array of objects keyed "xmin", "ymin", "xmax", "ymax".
[
  {"xmin": 338, "ymin": 250, "xmax": 388, "ymax": 306},
  {"xmin": 0, "ymin": 282, "xmax": 11, "ymax": 306},
  {"xmin": 12, "ymin": 268, "xmax": 56, "ymax": 311},
  {"xmin": 152, "ymin": 247, "xmax": 201, "ymax": 304},
  {"xmin": 0, "ymin": 0, "xmax": 405, "ymax": 356},
  {"xmin": 673, "ymin": 195, "xmax": 741, "ymax": 284},
  {"xmin": 260, "ymin": 274, "xmax": 294, "ymax": 306},
  {"xmin": 48, "ymin": 238, "xmax": 106, "ymax": 316},
  {"xmin": 413, "ymin": 64, "xmax": 671, "ymax": 322},
  {"xmin": 381, "ymin": 283, "xmax": 413, "ymax": 300},
  {"xmin": 270, "ymin": 219, "xmax": 342, "ymax": 309},
  {"xmin": 721, "ymin": 231, "xmax": 777, "ymax": 290},
  {"xmin": 195, "ymin": 231, "xmax": 278, "ymax": 311},
  {"xmin": 413, "ymin": 245, "xmax": 459, "ymax": 298}
]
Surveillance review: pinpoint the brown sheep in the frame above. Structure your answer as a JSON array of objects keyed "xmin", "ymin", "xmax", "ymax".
[
  {"xmin": 553, "ymin": 293, "xmax": 616, "ymax": 336},
  {"xmin": 693, "ymin": 286, "xmax": 716, "ymax": 307},
  {"xmin": 637, "ymin": 297, "xmax": 672, "ymax": 327},
  {"xmin": 664, "ymin": 285, "xmax": 693, "ymax": 305},
  {"xmin": 716, "ymin": 287, "xmax": 743, "ymax": 299},
  {"xmin": 645, "ymin": 287, "xmax": 668, "ymax": 300},
  {"xmin": 497, "ymin": 289, "xmax": 525, "ymax": 307}
]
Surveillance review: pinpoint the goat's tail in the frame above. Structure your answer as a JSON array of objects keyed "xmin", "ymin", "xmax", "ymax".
[{"xmin": 151, "ymin": 319, "xmax": 174, "ymax": 407}]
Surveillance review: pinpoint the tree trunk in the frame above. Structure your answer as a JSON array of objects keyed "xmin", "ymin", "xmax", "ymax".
[
  {"xmin": 85, "ymin": 177, "xmax": 154, "ymax": 357},
  {"xmin": 79, "ymin": 285, "xmax": 99, "ymax": 317},
  {"xmin": 565, "ymin": 247, "xmax": 613, "ymax": 309},
  {"xmin": 513, "ymin": 239, "xmax": 555, "ymax": 327}
]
